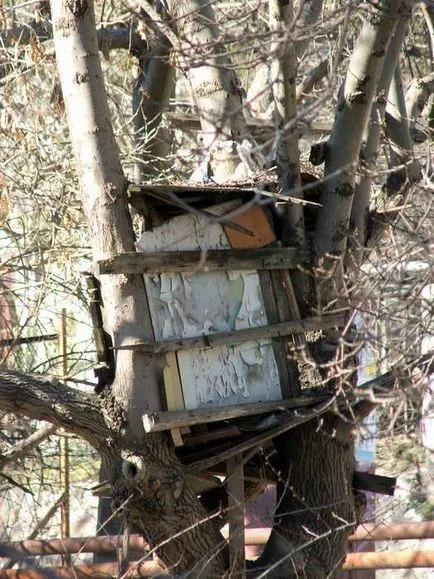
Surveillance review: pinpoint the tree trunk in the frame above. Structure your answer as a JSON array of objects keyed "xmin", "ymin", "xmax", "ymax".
[
  {"xmin": 166, "ymin": 0, "xmax": 248, "ymax": 180},
  {"xmin": 132, "ymin": 14, "xmax": 174, "ymax": 181},
  {"xmin": 50, "ymin": 0, "xmax": 226, "ymax": 574},
  {"xmin": 350, "ymin": 3, "xmax": 415, "ymax": 260},
  {"xmin": 314, "ymin": 0, "xmax": 408, "ymax": 311},
  {"xmin": 314, "ymin": 0, "xmax": 409, "ymax": 283}
]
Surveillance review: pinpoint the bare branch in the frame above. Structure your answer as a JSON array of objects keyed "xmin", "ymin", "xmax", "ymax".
[
  {"xmin": 0, "ymin": 371, "xmax": 110, "ymax": 449},
  {"xmin": 314, "ymin": 0, "xmax": 415, "ymax": 302},
  {"xmin": 0, "ymin": 21, "xmax": 146, "ymax": 55},
  {"xmin": 351, "ymin": 6, "xmax": 414, "ymax": 260},
  {"xmin": 0, "ymin": 423, "xmax": 57, "ymax": 469}
]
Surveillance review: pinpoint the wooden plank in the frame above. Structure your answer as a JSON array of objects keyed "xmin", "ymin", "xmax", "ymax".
[
  {"xmin": 129, "ymin": 183, "xmax": 321, "ymax": 208},
  {"xmin": 259, "ymin": 270, "xmax": 297, "ymax": 398},
  {"xmin": 163, "ymin": 352, "xmax": 186, "ymax": 447},
  {"xmin": 352, "ymin": 472, "xmax": 397, "ymax": 496},
  {"xmin": 142, "ymin": 396, "xmax": 326, "ymax": 433},
  {"xmin": 95, "ymin": 247, "xmax": 310, "ymax": 275},
  {"xmin": 137, "ymin": 201, "xmax": 283, "ymax": 410},
  {"xmin": 269, "ymin": 269, "xmax": 303, "ymax": 395},
  {"xmin": 223, "ymin": 205, "xmax": 294, "ymax": 400},
  {"xmin": 223, "ymin": 204, "xmax": 276, "ymax": 249},
  {"xmin": 163, "ymin": 111, "xmax": 332, "ymax": 140},
  {"xmin": 182, "ymin": 425, "xmax": 241, "ymax": 447},
  {"xmin": 114, "ymin": 314, "xmax": 345, "ymax": 354},
  {"xmin": 187, "ymin": 397, "xmax": 335, "ymax": 473},
  {"xmin": 226, "ymin": 455, "xmax": 245, "ymax": 577},
  {"xmin": 209, "ymin": 466, "xmax": 397, "ymax": 496}
]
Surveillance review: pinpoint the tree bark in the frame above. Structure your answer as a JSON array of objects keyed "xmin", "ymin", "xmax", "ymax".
[
  {"xmin": 269, "ymin": 0, "xmax": 304, "ymax": 247},
  {"xmin": 254, "ymin": 402, "xmax": 374, "ymax": 577},
  {"xmin": 166, "ymin": 0, "xmax": 248, "ymax": 180},
  {"xmin": 314, "ymin": 0, "xmax": 410, "ymax": 305},
  {"xmin": 350, "ymin": 2, "xmax": 415, "ymax": 261},
  {"xmin": 132, "ymin": 8, "xmax": 174, "ymax": 180},
  {"xmin": 294, "ymin": 0, "xmax": 324, "ymax": 60},
  {"xmin": 50, "ymin": 1, "xmax": 226, "ymax": 574},
  {"xmin": 384, "ymin": 64, "xmax": 421, "ymax": 193},
  {"xmin": 316, "ymin": 0, "xmax": 403, "ymax": 258}
]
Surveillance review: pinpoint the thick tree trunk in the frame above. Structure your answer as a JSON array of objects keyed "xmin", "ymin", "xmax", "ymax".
[
  {"xmin": 314, "ymin": 0, "xmax": 409, "ymax": 285},
  {"xmin": 50, "ymin": 1, "xmax": 226, "ymax": 575},
  {"xmin": 350, "ymin": 3, "xmax": 415, "ymax": 260},
  {"xmin": 50, "ymin": 0, "xmax": 161, "ymax": 432},
  {"xmin": 166, "ymin": 0, "xmax": 248, "ymax": 180},
  {"xmin": 254, "ymin": 400, "xmax": 374, "ymax": 578},
  {"xmin": 132, "ymin": 21, "xmax": 174, "ymax": 180}
]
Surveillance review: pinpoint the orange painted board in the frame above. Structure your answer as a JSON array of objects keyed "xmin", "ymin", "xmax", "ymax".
[{"xmin": 224, "ymin": 204, "xmax": 276, "ymax": 249}]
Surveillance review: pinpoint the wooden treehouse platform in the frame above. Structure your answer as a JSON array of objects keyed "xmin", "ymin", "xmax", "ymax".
[{"xmin": 90, "ymin": 181, "xmax": 396, "ymax": 575}]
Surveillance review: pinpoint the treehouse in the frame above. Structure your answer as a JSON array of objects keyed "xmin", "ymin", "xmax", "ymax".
[{"xmin": 93, "ymin": 180, "xmax": 396, "ymax": 572}]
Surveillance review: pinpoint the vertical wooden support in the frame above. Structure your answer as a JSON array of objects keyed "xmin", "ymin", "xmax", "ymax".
[
  {"xmin": 163, "ymin": 352, "xmax": 186, "ymax": 446},
  {"xmin": 227, "ymin": 455, "xmax": 245, "ymax": 577},
  {"xmin": 59, "ymin": 309, "xmax": 71, "ymax": 566}
]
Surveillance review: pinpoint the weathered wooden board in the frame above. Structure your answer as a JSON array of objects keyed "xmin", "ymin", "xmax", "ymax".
[
  {"xmin": 142, "ymin": 396, "xmax": 327, "ymax": 433},
  {"xmin": 137, "ymin": 201, "xmax": 283, "ymax": 409},
  {"xmin": 163, "ymin": 351, "xmax": 186, "ymax": 446},
  {"xmin": 96, "ymin": 247, "xmax": 309, "ymax": 274},
  {"xmin": 114, "ymin": 315, "xmax": 343, "ymax": 353}
]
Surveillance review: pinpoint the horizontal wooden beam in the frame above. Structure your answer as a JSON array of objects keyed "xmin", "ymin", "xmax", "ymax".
[
  {"xmin": 164, "ymin": 111, "xmax": 332, "ymax": 140},
  {"xmin": 352, "ymin": 472, "xmax": 396, "ymax": 496},
  {"xmin": 0, "ymin": 334, "xmax": 58, "ymax": 347},
  {"xmin": 113, "ymin": 313, "xmax": 345, "ymax": 354},
  {"xmin": 187, "ymin": 397, "xmax": 335, "ymax": 473},
  {"xmin": 96, "ymin": 247, "xmax": 310, "ymax": 275},
  {"xmin": 143, "ymin": 397, "xmax": 326, "ymax": 433}
]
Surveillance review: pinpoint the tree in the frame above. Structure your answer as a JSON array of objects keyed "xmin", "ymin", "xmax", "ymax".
[{"xmin": 0, "ymin": 0, "xmax": 432, "ymax": 577}]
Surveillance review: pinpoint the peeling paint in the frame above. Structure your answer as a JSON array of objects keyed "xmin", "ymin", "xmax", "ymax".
[{"xmin": 137, "ymin": 202, "xmax": 282, "ymax": 409}]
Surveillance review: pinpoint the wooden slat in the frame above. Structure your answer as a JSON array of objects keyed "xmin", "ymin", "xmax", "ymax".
[
  {"xmin": 163, "ymin": 352, "xmax": 186, "ymax": 447},
  {"xmin": 258, "ymin": 270, "xmax": 294, "ymax": 396},
  {"xmin": 223, "ymin": 204, "xmax": 276, "ymax": 249},
  {"xmin": 352, "ymin": 472, "xmax": 396, "ymax": 496},
  {"xmin": 129, "ymin": 182, "xmax": 321, "ymax": 208},
  {"xmin": 113, "ymin": 313, "xmax": 345, "ymax": 354},
  {"xmin": 187, "ymin": 397, "xmax": 335, "ymax": 473},
  {"xmin": 142, "ymin": 397, "xmax": 326, "ymax": 433},
  {"xmin": 182, "ymin": 425, "xmax": 241, "ymax": 447},
  {"xmin": 96, "ymin": 247, "xmax": 310, "ymax": 275},
  {"xmin": 163, "ymin": 111, "xmax": 332, "ymax": 140}
]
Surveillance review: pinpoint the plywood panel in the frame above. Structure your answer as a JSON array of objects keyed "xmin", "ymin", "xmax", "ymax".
[
  {"xmin": 137, "ymin": 202, "xmax": 282, "ymax": 409},
  {"xmin": 223, "ymin": 204, "xmax": 275, "ymax": 249}
]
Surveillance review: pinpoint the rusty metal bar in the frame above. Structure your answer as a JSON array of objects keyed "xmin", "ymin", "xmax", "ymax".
[
  {"xmin": 2, "ymin": 551, "xmax": 434, "ymax": 576},
  {"xmin": 0, "ymin": 536, "xmax": 145, "ymax": 558},
  {"xmin": 351, "ymin": 521, "xmax": 434, "ymax": 542},
  {"xmin": 342, "ymin": 550, "xmax": 434, "ymax": 570},
  {"xmin": 3, "ymin": 521, "xmax": 434, "ymax": 558},
  {"xmin": 0, "ymin": 561, "xmax": 166, "ymax": 578}
]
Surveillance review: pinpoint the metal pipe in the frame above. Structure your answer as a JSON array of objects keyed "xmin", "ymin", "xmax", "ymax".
[
  {"xmin": 0, "ymin": 561, "xmax": 166, "ymax": 578},
  {"xmin": 343, "ymin": 550, "xmax": 434, "ymax": 570},
  {"xmin": 2, "ymin": 552, "xmax": 434, "ymax": 575},
  {"xmin": 0, "ymin": 536, "xmax": 146, "ymax": 557},
  {"xmin": 3, "ymin": 522, "xmax": 434, "ymax": 557},
  {"xmin": 350, "ymin": 521, "xmax": 434, "ymax": 542}
]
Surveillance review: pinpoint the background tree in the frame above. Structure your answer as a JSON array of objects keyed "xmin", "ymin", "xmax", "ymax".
[{"xmin": 0, "ymin": 0, "xmax": 432, "ymax": 577}]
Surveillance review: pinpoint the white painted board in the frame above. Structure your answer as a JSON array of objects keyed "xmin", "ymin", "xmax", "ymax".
[{"xmin": 137, "ymin": 202, "xmax": 282, "ymax": 409}]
